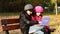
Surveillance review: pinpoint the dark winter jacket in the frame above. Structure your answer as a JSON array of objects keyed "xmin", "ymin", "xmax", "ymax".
[{"xmin": 19, "ymin": 11, "xmax": 38, "ymax": 34}]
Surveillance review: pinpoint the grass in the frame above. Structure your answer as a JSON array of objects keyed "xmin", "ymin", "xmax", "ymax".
[
  {"xmin": 0, "ymin": 12, "xmax": 20, "ymax": 16},
  {"xmin": 0, "ymin": 11, "xmax": 56, "ymax": 16},
  {"xmin": 0, "ymin": 11, "xmax": 60, "ymax": 16},
  {"xmin": 48, "ymin": 15, "xmax": 60, "ymax": 34},
  {"xmin": 44, "ymin": 11, "xmax": 56, "ymax": 15}
]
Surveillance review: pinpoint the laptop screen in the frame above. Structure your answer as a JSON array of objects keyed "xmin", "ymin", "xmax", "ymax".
[{"xmin": 41, "ymin": 17, "xmax": 50, "ymax": 26}]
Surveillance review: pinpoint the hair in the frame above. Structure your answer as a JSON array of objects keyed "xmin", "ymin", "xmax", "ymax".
[
  {"xmin": 31, "ymin": 11, "xmax": 43, "ymax": 17},
  {"xmin": 25, "ymin": 9, "xmax": 33, "ymax": 11}
]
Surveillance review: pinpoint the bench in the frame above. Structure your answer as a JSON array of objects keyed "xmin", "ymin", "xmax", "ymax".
[
  {"xmin": 1, "ymin": 18, "xmax": 56, "ymax": 34},
  {"xmin": 1, "ymin": 18, "xmax": 20, "ymax": 34}
]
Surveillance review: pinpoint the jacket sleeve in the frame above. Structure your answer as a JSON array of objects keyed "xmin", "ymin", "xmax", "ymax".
[{"xmin": 20, "ymin": 13, "xmax": 38, "ymax": 25}]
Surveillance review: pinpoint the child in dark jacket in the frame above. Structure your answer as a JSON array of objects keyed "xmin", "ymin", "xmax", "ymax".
[{"xmin": 19, "ymin": 4, "xmax": 38, "ymax": 34}]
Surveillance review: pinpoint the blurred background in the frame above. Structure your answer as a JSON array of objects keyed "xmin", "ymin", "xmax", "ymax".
[
  {"xmin": 0, "ymin": 0, "xmax": 60, "ymax": 34},
  {"xmin": 0, "ymin": 0, "xmax": 60, "ymax": 15}
]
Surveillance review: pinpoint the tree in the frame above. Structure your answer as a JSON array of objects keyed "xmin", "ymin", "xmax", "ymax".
[
  {"xmin": 25, "ymin": 0, "xmax": 51, "ymax": 8},
  {"xmin": 8, "ymin": 0, "xmax": 25, "ymax": 12},
  {"xmin": 55, "ymin": 0, "xmax": 58, "ymax": 15},
  {"xmin": 0, "ymin": 0, "xmax": 25, "ymax": 12},
  {"xmin": 50, "ymin": 0, "xmax": 58, "ymax": 15}
]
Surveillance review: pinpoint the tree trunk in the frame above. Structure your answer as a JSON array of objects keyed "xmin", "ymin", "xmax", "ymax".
[{"xmin": 55, "ymin": 0, "xmax": 58, "ymax": 15}]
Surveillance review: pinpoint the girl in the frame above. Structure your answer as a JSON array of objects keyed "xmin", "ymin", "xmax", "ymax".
[
  {"xmin": 32, "ymin": 6, "xmax": 44, "ymax": 25},
  {"xmin": 29, "ymin": 6, "xmax": 50, "ymax": 34},
  {"xmin": 29, "ymin": 6, "xmax": 44, "ymax": 34}
]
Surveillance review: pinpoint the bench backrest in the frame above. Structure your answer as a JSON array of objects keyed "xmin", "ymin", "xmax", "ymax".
[{"xmin": 1, "ymin": 19, "xmax": 20, "ymax": 31}]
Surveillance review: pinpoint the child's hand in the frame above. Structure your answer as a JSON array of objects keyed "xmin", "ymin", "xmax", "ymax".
[
  {"xmin": 38, "ymin": 21, "xmax": 42, "ymax": 24},
  {"xmin": 37, "ymin": 21, "xmax": 42, "ymax": 25}
]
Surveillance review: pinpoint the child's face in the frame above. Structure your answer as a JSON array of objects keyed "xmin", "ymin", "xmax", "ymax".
[
  {"xmin": 36, "ymin": 12, "xmax": 41, "ymax": 16},
  {"xmin": 26, "ymin": 10, "xmax": 32, "ymax": 15}
]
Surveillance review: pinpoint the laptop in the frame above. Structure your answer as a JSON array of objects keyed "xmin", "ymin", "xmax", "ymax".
[{"xmin": 41, "ymin": 17, "xmax": 50, "ymax": 26}]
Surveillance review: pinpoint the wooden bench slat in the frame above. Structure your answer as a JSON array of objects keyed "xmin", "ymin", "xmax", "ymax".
[
  {"xmin": 1, "ymin": 19, "xmax": 19, "ymax": 25},
  {"xmin": 3, "ymin": 24, "xmax": 20, "ymax": 31}
]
